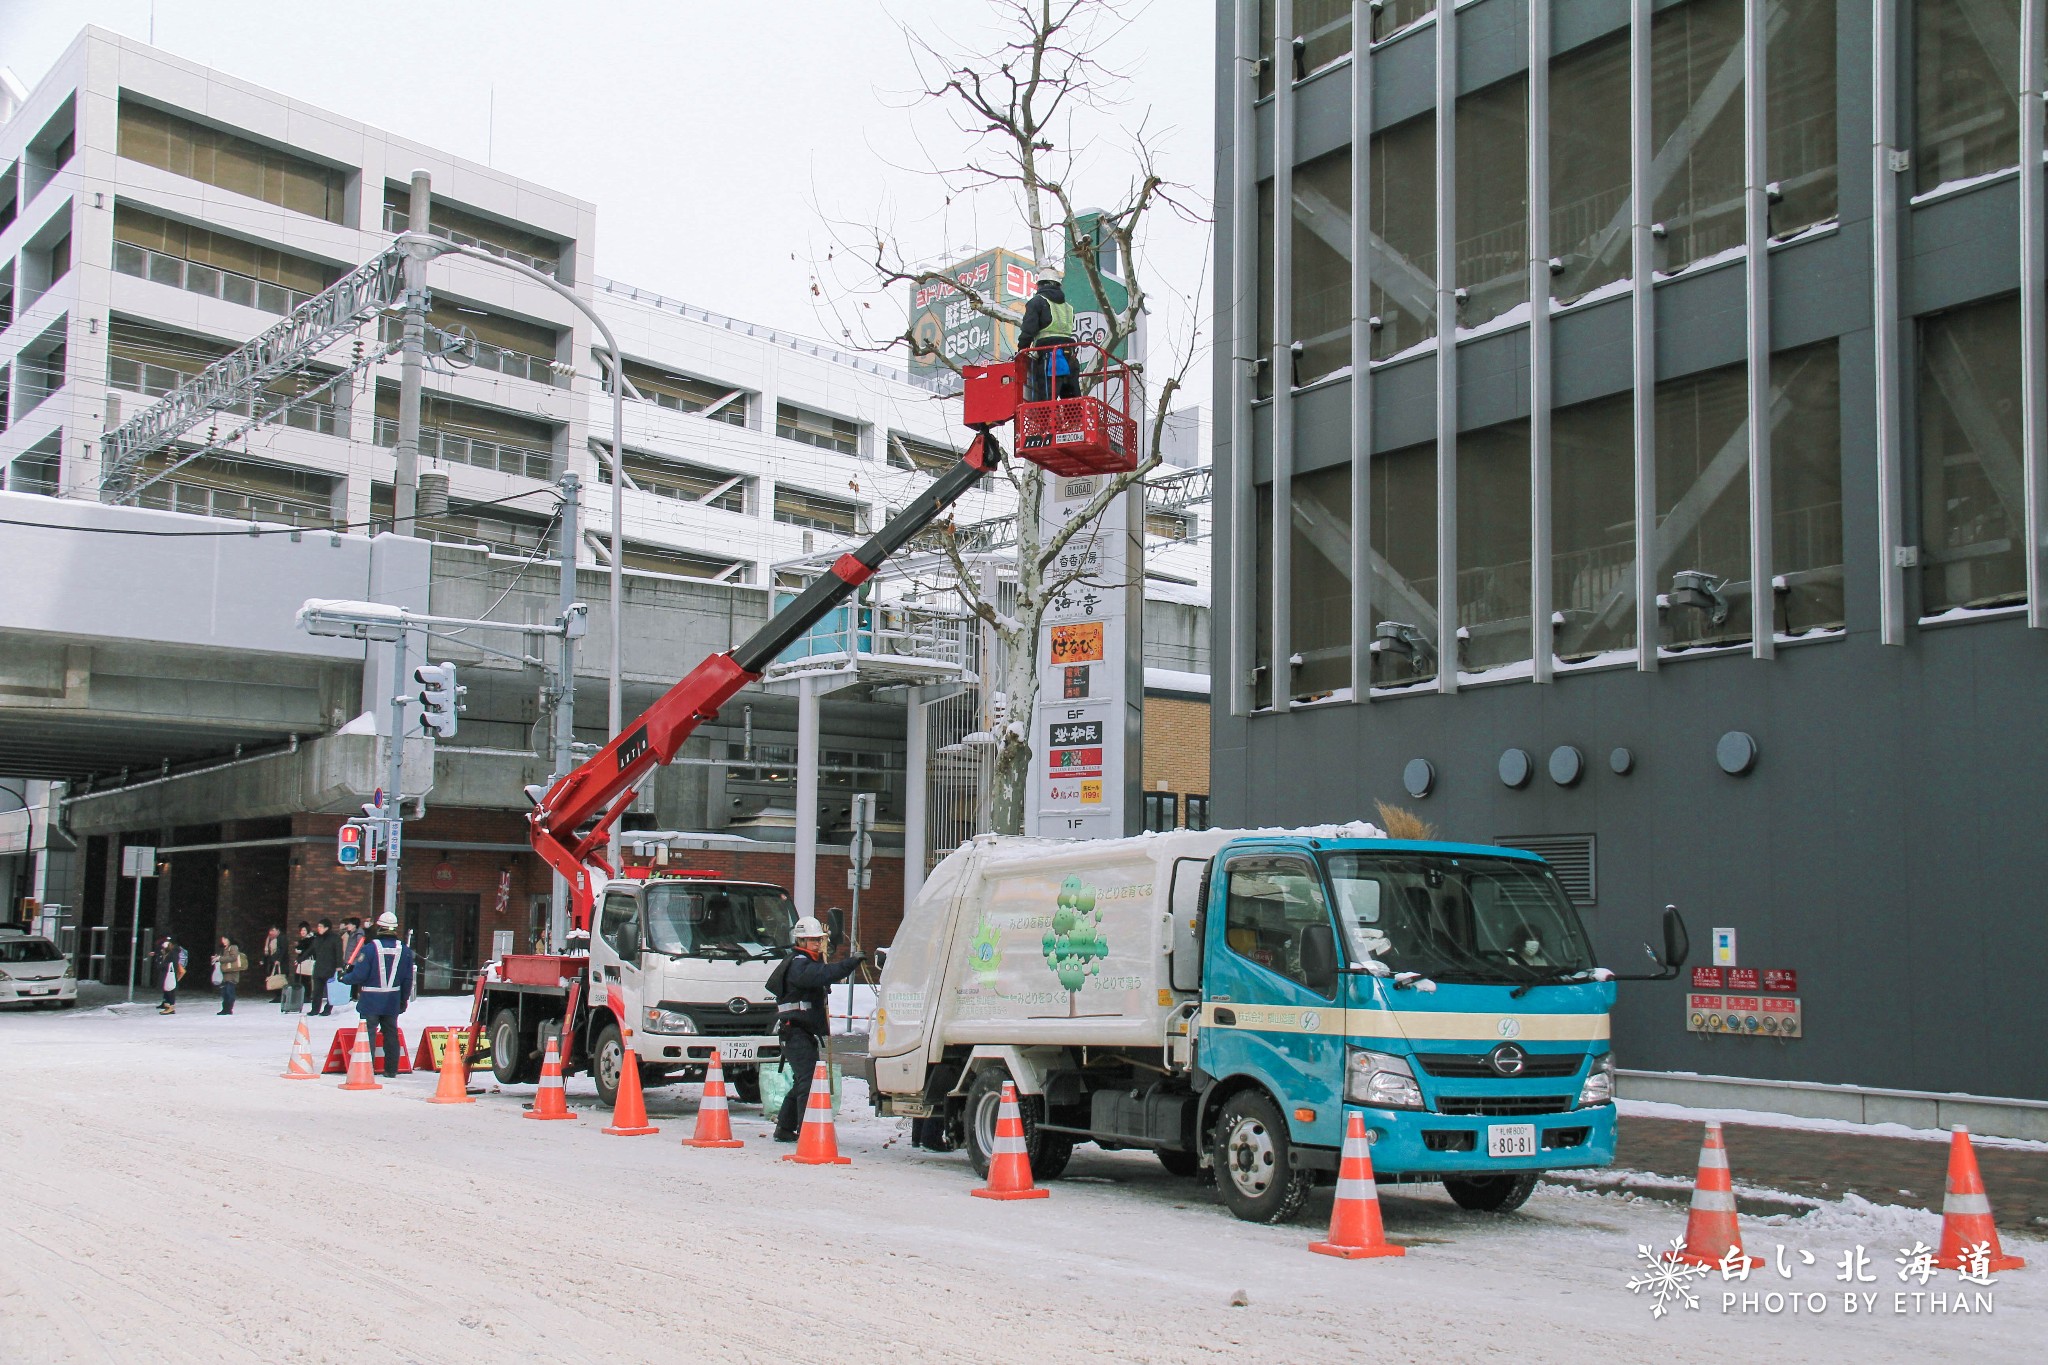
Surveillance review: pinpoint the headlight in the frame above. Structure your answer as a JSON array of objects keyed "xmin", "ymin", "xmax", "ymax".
[
  {"xmin": 0, "ymin": 969, "xmax": 11, "ymax": 981},
  {"xmin": 1576, "ymin": 1051, "xmax": 1616, "ymax": 1108},
  {"xmin": 643, "ymin": 1007, "xmax": 698, "ymax": 1035},
  {"xmin": 1346, "ymin": 1047, "xmax": 1423, "ymax": 1110}
]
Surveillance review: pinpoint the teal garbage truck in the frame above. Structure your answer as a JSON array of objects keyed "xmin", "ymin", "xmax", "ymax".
[{"xmin": 868, "ymin": 826, "xmax": 1686, "ymax": 1222}]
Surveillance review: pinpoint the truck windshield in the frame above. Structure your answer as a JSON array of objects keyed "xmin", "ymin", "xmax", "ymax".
[
  {"xmin": 642, "ymin": 884, "xmax": 798, "ymax": 961},
  {"xmin": 1322, "ymin": 853, "xmax": 1594, "ymax": 985}
]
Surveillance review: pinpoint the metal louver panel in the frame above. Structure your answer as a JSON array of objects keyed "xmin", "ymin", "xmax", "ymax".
[{"xmin": 1497, "ymin": 834, "xmax": 1596, "ymax": 907}]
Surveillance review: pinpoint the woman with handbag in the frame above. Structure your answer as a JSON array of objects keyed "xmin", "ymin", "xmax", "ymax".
[
  {"xmin": 291, "ymin": 922, "xmax": 316, "ymax": 1011},
  {"xmin": 259, "ymin": 927, "xmax": 288, "ymax": 1002},
  {"xmin": 150, "ymin": 936, "xmax": 186, "ymax": 1015},
  {"xmin": 212, "ymin": 935, "xmax": 248, "ymax": 1015}
]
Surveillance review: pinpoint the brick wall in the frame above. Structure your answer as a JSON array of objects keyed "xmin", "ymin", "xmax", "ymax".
[{"xmin": 1141, "ymin": 694, "xmax": 1212, "ymax": 826}]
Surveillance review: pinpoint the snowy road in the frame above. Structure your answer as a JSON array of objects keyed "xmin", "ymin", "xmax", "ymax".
[{"xmin": 2, "ymin": 998, "xmax": 2040, "ymax": 1364}]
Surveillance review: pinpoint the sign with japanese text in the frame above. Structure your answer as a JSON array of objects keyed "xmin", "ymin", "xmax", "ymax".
[
  {"xmin": 1049, "ymin": 621, "xmax": 1105, "ymax": 665},
  {"xmin": 1761, "ymin": 968, "xmax": 1798, "ymax": 993},
  {"xmin": 906, "ymin": 247, "xmax": 1034, "ymax": 390}
]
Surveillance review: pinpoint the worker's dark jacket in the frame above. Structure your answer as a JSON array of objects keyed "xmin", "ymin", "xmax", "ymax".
[
  {"xmin": 774, "ymin": 949, "xmax": 861, "ymax": 1037},
  {"xmin": 1017, "ymin": 281, "xmax": 1071, "ymax": 351}
]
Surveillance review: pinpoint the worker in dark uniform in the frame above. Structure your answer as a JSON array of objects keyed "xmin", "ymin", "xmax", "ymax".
[
  {"xmin": 771, "ymin": 915, "xmax": 864, "ymax": 1142},
  {"xmin": 1017, "ymin": 272, "xmax": 1080, "ymax": 402}
]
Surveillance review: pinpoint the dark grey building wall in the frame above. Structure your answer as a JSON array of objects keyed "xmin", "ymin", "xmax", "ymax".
[{"xmin": 1212, "ymin": 0, "xmax": 2048, "ymax": 1099}]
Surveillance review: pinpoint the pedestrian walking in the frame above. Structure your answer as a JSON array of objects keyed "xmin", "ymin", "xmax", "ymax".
[
  {"xmin": 305, "ymin": 918, "xmax": 341, "ymax": 1016},
  {"xmin": 339, "ymin": 916, "xmax": 366, "ymax": 1002},
  {"xmin": 150, "ymin": 935, "xmax": 186, "ymax": 1014},
  {"xmin": 211, "ymin": 935, "xmax": 247, "ymax": 1015},
  {"xmin": 769, "ymin": 915, "xmax": 863, "ymax": 1143},
  {"xmin": 259, "ymin": 927, "xmax": 288, "ymax": 1003},
  {"xmin": 338, "ymin": 910, "xmax": 414, "ymax": 1078}
]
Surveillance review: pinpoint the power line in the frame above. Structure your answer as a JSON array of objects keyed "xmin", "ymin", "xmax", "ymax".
[{"xmin": 0, "ymin": 484, "xmax": 560, "ymax": 539}]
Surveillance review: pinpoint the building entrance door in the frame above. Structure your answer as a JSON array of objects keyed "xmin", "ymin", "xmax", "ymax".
[{"xmin": 406, "ymin": 895, "xmax": 478, "ymax": 993}]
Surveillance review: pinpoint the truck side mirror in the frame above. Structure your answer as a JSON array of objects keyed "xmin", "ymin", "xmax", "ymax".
[
  {"xmin": 1660, "ymin": 905, "xmax": 1689, "ymax": 970},
  {"xmin": 827, "ymin": 906, "xmax": 847, "ymax": 945},
  {"xmin": 1299, "ymin": 923, "xmax": 1338, "ymax": 996}
]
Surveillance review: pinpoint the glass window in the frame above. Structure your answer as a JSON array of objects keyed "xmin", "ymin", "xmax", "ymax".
[
  {"xmin": 1291, "ymin": 464, "xmax": 1352, "ymax": 699},
  {"xmin": 1457, "ymin": 76, "xmax": 1529, "ymax": 332},
  {"xmin": 1372, "ymin": 1, "xmax": 1435, "ymax": 45},
  {"xmin": 1651, "ymin": 0, "xmax": 1746, "ymax": 272},
  {"xmin": 1185, "ymin": 795, "xmax": 1212, "ymax": 831},
  {"xmin": 777, "ymin": 401, "xmax": 861, "ymax": 456},
  {"xmin": 774, "ymin": 484, "xmax": 864, "ymax": 535},
  {"xmin": 1552, "ymin": 391, "xmax": 1638, "ymax": 661},
  {"xmin": 117, "ymin": 99, "xmax": 348, "ymax": 224},
  {"xmin": 1551, "ymin": 30, "xmax": 1632, "ymax": 306},
  {"xmin": 1257, "ymin": 0, "xmax": 1277, "ymax": 100},
  {"xmin": 0, "ymin": 937, "xmax": 62, "ymax": 963},
  {"xmin": 1369, "ymin": 441, "xmax": 1438, "ymax": 688},
  {"xmin": 1324, "ymin": 852, "xmax": 1593, "ymax": 982},
  {"xmin": 1291, "ymin": 150, "xmax": 1351, "ymax": 386},
  {"xmin": 1370, "ymin": 115, "xmax": 1436, "ymax": 361},
  {"xmin": 1256, "ymin": 179, "xmax": 1275, "ymax": 399},
  {"xmin": 1143, "ymin": 792, "xmax": 1179, "ymax": 832},
  {"xmin": 1768, "ymin": 0, "xmax": 1836, "ymax": 235},
  {"xmin": 1655, "ymin": 361, "xmax": 1751, "ymax": 649},
  {"xmin": 598, "ymin": 894, "xmax": 640, "ymax": 958},
  {"xmin": 1223, "ymin": 856, "xmax": 1334, "ymax": 996},
  {"xmin": 1914, "ymin": 0, "xmax": 2021, "ymax": 195},
  {"xmin": 887, "ymin": 432, "xmax": 956, "ymax": 473},
  {"xmin": 1253, "ymin": 482, "xmax": 1275, "ymax": 708},
  {"xmin": 1770, "ymin": 340, "xmax": 1843, "ymax": 635},
  {"xmin": 1919, "ymin": 294, "xmax": 2025, "ymax": 612},
  {"xmin": 1456, "ymin": 420, "xmax": 1532, "ymax": 674},
  {"xmin": 643, "ymin": 883, "xmax": 797, "ymax": 960},
  {"xmin": 1293, "ymin": 0, "xmax": 1351, "ymax": 80}
]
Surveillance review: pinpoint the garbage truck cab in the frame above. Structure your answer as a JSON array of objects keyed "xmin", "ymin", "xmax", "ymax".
[{"xmin": 869, "ymin": 826, "xmax": 1685, "ymax": 1223}]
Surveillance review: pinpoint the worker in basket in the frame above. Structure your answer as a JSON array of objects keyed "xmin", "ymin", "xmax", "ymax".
[{"xmin": 1018, "ymin": 271, "xmax": 1080, "ymax": 402}]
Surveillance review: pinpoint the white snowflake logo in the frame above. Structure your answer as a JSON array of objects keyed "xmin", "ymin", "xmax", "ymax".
[{"xmin": 1626, "ymin": 1237, "xmax": 1711, "ymax": 1318}]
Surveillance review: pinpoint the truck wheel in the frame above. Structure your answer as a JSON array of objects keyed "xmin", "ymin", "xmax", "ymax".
[
  {"xmin": 1213, "ymin": 1091, "xmax": 1314, "ymax": 1224},
  {"xmin": 962, "ymin": 1067, "xmax": 1067, "ymax": 1183},
  {"xmin": 729, "ymin": 1068, "xmax": 762, "ymax": 1105},
  {"xmin": 1443, "ymin": 1172, "xmax": 1540, "ymax": 1213},
  {"xmin": 592, "ymin": 1024, "xmax": 624, "ymax": 1107},
  {"xmin": 489, "ymin": 1008, "xmax": 535, "ymax": 1085}
]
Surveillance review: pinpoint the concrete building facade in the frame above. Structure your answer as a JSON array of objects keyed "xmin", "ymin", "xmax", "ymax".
[{"xmin": 1212, "ymin": 0, "xmax": 2048, "ymax": 1122}]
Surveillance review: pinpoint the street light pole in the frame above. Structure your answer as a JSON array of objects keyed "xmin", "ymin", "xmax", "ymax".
[
  {"xmin": 382, "ymin": 624, "xmax": 410, "ymax": 933},
  {"xmin": 393, "ymin": 170, "xmax": 433, "ymax": 537},
  {"xmin": 549, "ymin": 471, "xmax": 582, "ymax": 950}
]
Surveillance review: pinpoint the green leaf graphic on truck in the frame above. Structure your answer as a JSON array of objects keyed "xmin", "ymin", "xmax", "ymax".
[{"xmin": 1043, "ymin": 875, "xmax": 1109, "ymax": 1016}]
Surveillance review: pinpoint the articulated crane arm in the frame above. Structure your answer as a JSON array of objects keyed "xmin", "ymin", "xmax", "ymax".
[{"xmin": 528, "ymin": 429, "xmax": 1005, "ymax": 933}]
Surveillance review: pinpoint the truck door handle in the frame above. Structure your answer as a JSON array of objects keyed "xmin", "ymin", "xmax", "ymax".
[{"xmin": 1213, "ymin": 1007, "xmax": 1236, "ymax": 1026}]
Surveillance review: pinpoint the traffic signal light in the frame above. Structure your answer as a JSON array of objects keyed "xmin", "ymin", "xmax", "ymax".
[
  {"xmin": 415, "ymin": 662, "xmax": 463, "ymax": 738},
  {"xmin": 338, "ymin": 821, "xmax": 366, "ymax": 867}
]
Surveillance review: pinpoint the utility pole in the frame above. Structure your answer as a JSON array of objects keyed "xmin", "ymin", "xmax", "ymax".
[
  {"xmin": 548, "ymin": 471, "xmax": 582, "ymax": 949},
  {"xmin": 394, "ymin": 169, "xmax": 432, "ymax": 536},
  {"xmin": 381, "ymin": 627, "xmax": 410, "ymax": 932}
]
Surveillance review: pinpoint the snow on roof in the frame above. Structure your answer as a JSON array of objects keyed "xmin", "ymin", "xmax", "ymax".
[{"xmin": 1144, "ymin": 667, "xmax": 1210, "ymax": 696}]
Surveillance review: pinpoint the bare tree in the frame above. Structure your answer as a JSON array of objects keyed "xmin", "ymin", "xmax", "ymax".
[{"xmin": 821, "ymin": 0, "xmax": 1204, "ymax": 835}]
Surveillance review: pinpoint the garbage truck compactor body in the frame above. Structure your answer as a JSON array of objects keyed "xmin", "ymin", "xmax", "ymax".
[{"xmin": 869, "ymin": 829, "xmax": 1686, "ymax": 1223}]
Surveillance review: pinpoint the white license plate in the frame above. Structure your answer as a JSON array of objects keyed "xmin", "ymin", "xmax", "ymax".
[
  {"xmin": 1487, "ymin": 1123, "xmax": 1537, "ymax": 1158},
  {"xmin": 712, "ymin": 1042, "xmax": 759, "ymax": 1061}
]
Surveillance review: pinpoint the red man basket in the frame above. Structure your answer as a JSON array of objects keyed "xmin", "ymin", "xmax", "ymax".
[{"xmin": 987, "ymin": 342, "xmax": 1139, "ymax": 477}]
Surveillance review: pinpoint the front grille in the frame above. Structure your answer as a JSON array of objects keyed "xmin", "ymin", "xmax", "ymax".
[
  {"xmin": 1543, "ymin": 1127, "xmax": 1591, "ymax": 1150},
  {"xmin": 681, "ymin": 1005, "xmax": 777, "ymax": 1036},
  {"xmin": 1434, "ymin": 1095, "xmax": 1576, "ymax": 1116},
  {"xmin": 1415, "ymin": 1051, "xmax": 1584, "ymax": 1079},
  {"xmin": 1423, "ymin": 1130, "xmax": 1477, "ymax": 1152}
]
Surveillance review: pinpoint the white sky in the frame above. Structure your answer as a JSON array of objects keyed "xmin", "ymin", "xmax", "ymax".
[{"xmin": 2, "ymin": 0, "xmax": 1216, "ymax": 405}]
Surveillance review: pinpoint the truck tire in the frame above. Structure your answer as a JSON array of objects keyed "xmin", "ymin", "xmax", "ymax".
[
  {"xmin": 963, "ymin": 1067, "xmax": 1070, "ymax": 1183},
  {"xmin": 1156, "ymin": 1148, "xmax": 1204, "ymax": 1179},
  {"xmin": 1443, "ymin": 1172, "xmax": 1540, "ymax": 1213},
  {"xmin": 729, "ymin": 1068, "xmax": 762, "ymax": 1105},
  {"xmin": 1213, "ymin": 1091, "xmax": 1314, "ymax": 1224},
  {"xmin": 592, "ymin": 1023, "xmax": 624, "ymax": 1107},
  {"xmin": 489, "ymin": 1008, "xmax": 536, "ymax": 1085}
]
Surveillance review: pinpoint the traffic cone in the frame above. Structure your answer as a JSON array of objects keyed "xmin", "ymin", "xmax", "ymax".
[
  {"xmin": 523, "ymin": 1038, "xmax": 577, "ymax": 1120},
  {"xmin": 280, "ymin": 1018, "xmax": 318, "ymax": 1080},
  {"xmin": 1673, "ymin": 1122, "xmax": 1761, "ymax": 1268},
  {"xmin": 684, "ymin": 1049, "xmax": 743, "ymax": 1149},
  {"xmin": 780, "ymin": 1062, "xmax": 851, "ymax": 1165},
  {"xmin": 1934, "ymin": 1127, "xmax": 2026, "ymax": 1273},
  {"xmin": 972, "ymin": 1080, "xmax": 1050, "ymax": 1200},
  {"xmin": 1310, "ymin": 1111, "xmax": 1405, "ymax": 1258},
  {"xmin": 602, "ymin": 1031, "xmax": 659, "ymax": 1136},
  {"xmin": 426, "ymin": 1033, "xmax": 475, "ymax": 1105},
  {"xmin": 337, "ymin": 1026, "xmax": 382, "ymax": 1092}
]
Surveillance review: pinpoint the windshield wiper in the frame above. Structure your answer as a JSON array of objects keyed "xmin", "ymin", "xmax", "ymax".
[{"xmin": 1508, "ymin": 968, "xmax": 1596, "ymax": 999}]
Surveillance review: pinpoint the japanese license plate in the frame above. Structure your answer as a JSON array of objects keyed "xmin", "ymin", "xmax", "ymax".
[
  {"xmin": 1487, "ymin": 1123, "xmax": 1537, "ymax": 1158},
  {"xmin": 714, "ymin": 1042, "xmax": 759, "ymax": 1061}
]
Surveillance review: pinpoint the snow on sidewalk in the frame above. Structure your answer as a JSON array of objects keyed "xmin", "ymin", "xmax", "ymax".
[{"xmin": 1, "ymin": 1001, "xmax": 2042, "ymax": 1363}]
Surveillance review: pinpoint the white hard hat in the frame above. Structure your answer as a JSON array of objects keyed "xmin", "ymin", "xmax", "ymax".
[
  {"xmin": 792, "ymin": 916, "xmax": 828, "ymax": 939},
  {"xmin": 376, "ymin": 911, "xmax": 398, "ymax": 930}
]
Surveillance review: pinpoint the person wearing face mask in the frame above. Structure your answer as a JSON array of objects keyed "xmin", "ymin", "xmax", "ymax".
[{"xmin": 1510, "ymin": 922, "xmax": 1553, "ymax": 968}]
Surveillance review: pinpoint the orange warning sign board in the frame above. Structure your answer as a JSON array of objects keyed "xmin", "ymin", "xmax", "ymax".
[{"xmin": 1049, "ymin": 621, "xmax": 1104, "ymax": 665}]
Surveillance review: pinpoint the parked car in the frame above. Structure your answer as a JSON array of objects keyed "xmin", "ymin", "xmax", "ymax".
[{"xmin": 0, "ymin": 933, "xmax": 78, "ymax": 1008}]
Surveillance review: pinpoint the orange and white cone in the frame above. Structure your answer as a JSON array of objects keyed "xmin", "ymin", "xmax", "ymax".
[
  {"xmin": 972, "ymin": 1080, "xmax": 1050, "ymax": 1200},
  {"xmin": 1935, "ymin": 1127, "xmax": 2026, "ymax": 1273},
  {"xmin": 781, "ymin": 1061, "xmax": 851, "ymax": 1165},
  {"xmin": 1674, "ymin": 1122, "xmax": 1761, "ymax": 1268},
  {"xmin": 523, "ymin": 1038, "xmax": 577, "ymax": 1120},
  {"xmin": 337, "ymin": 1026, "xmax": 382, "ymax": 1092},
  {"xmin": 280, "ymin": 1018, "xmax": 319, "ymax": 1080},
  {"xmin": 1310, "ymin": 1111, "xmax": 1405, "ymax": 1258},
  {"xmin": 426, "ymin": 1032, "xmax": 475, "ymax": 1105},
  {"xmin": 684, "ymin": 1049, "xmax": 744, "ymax": 1149},
  {"xmin": 602, "ymin": 1031, "xmax": 659, "ymax": 1136}
]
